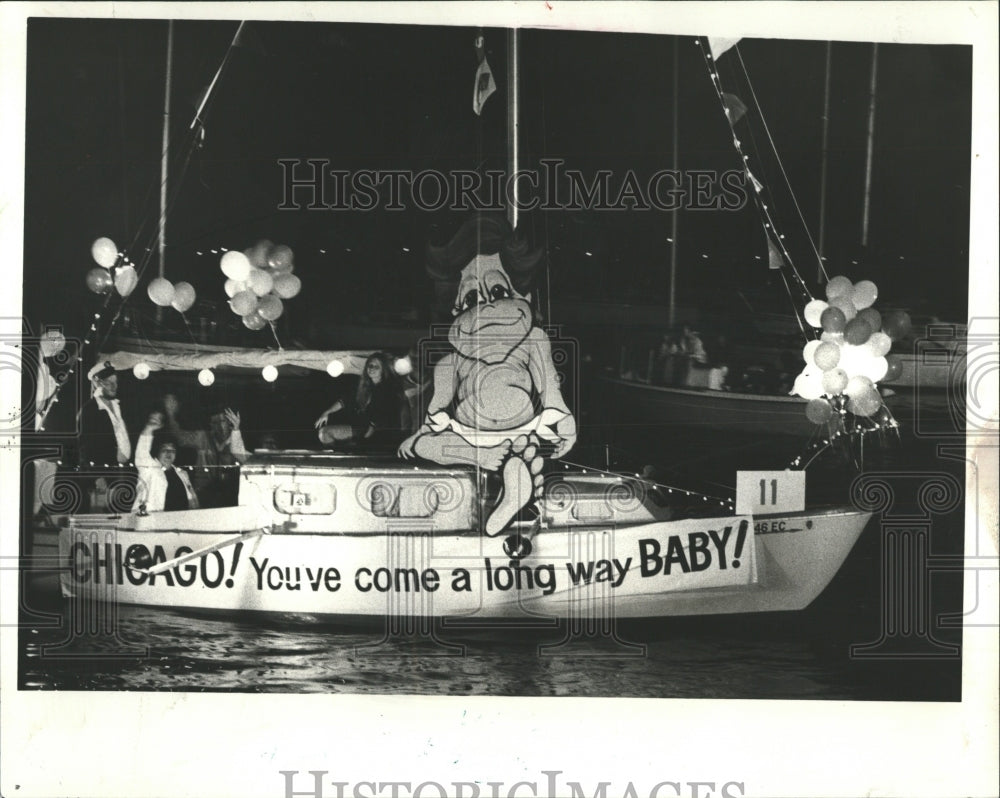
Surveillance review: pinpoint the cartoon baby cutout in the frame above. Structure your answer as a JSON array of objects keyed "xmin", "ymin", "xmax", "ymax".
[{"xmin": 398, "ymin": 216, "xmax": 577, "ymax": 536}]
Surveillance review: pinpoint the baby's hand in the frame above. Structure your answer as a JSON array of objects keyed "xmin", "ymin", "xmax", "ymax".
[{"xmin": 552, "ymin": 415, "xmax": 577, "ymax": 458}]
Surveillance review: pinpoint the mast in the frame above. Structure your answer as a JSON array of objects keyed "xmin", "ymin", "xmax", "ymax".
[
  {"xmin": 668, "ymin": 37, "xmax": 679, "ymax": 329},
  {"xmin": 506, "ymin": 28, "xmax": 520, "ymax": 230},
  {"xmin": 157, "ymin": 20, "xmax": 174, "ymax": 321},
  {"xmin": 817, "ymin": 41, "xmax": 832, "ymax": 282},
  {"xmin": 861, "ymin": 43, "xmax": 879, "ymax": 249}
]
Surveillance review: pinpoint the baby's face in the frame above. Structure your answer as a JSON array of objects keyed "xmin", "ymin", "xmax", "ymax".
[{"xmin": 449, "ymin": 255, "xmax": 532, "ymax": 364}]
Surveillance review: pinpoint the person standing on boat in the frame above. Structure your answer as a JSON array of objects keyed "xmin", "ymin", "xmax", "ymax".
[
  {"xmin": 133, "ymin": 413, "xmax": 198, "ymax": 513},
  {"xmin": 681, "ymin": 325, "xmax": 708, "ymax": 365},
  {"xmin": 314, "ymin": 352, "xmax": 408, "ymax": 452},
  {"xmin": 75, "ymin": 361, "xmax": 134, "ymax": 511},
  {"xmin": 161, "ymin": 392, "xmax": 203, "ymax": 468},
  {"xmin": 157, "ymin": 394, "xmax": 246, "ymax": 507},
  {"xmin": 193, "ymin": 407, "xmax": 247, "ymax": 508},
  {"xmin": 78, "ymin": 361, "xmax": 132, "ymax": 467},
  {"xmin": 652, "ymin": 333, "xmax": 680, "ymax": 385},
  {"xmin": 677, "ymin": 324, "xmax": 708, "ymax": 386}
]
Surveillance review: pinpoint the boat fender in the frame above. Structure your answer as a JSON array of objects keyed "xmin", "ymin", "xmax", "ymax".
[{"xmin": 503, "ymin": 534, "xmax": 532, "ymax": 560}]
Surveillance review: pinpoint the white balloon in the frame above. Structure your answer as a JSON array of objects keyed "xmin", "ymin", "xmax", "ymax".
[
  {"xmin": 262, "ymin": 365, "xmax": 278, "ymax": 382},
  {"xmin": 393, "ymin": 356, "xmax": 413, "ymax": 376},
  {"xmin": 273, "ymin": 273, "xmax": 302, "ymax": 299},
  {"xmin": 851, "ymin": 280, "xmax": 879, "ymax": 310},
  {"xmin": 865, "ymin": 331, "xmax": 892, "ymax": 358},
  {"xmin": 804, "ymin": 299, "xmax": 828, "ymax": 328},
  {"xmin": 821, "ymin": 367, "xmax": 849, "ymax": 395},
  {"xmin": 91, "ymin": 237, "xmax": 118, "ymax": 269},
  {"xmin": 133, "ymin": 362, "xmax": 150, "ymax": 380},
  {"xmin": 845, "ymin": 374, "xmax": 876, "ymax": 400},
  {"xmin": 247, "ymin": 268, "xmax": 274, "ymax": 297},
  {"xmin": 792, "ymin": 371, "xmax": 824, "ymax": 400},
  {"xmin": 861, "ymin": 355, "xmax": 889, "ymax": 383},
  {"xmin": 114, "ymin": 265, "xmax": 138, "ymax": 296},
  {"xmin": 147, "ymin": 277, "xmax": 175, "ymax": 307},
  {"xmin": 171, "ymin": 282, "xmax": 196, "ymax": 313},
  {"xmin": 224, "ymin": 278, "xmax": 241, "ymax": 298},
  {"xmin": 198, "ymin": 369, "xmax": 215, "ymax": 387},
  {"xmin": 220, "ymin": 251, "xmax": 252, "ymax": 281},
  {"xmin": 837, "ymin": 343, "xmax": 866, "ymax": 378},
  {"xmin": 803, "ymin": 339, "xmax": 822, "ymax": 366}
]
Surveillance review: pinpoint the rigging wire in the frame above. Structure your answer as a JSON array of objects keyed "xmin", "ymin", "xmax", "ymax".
[
  {"xmin": 695, "ymin": 39, "xmax": 815, "ymax": 334},
  {"xmin": 96, "ymin": 22, "xmax": 249, "ymax": 356},
  {"xmin": 734, "ymin": 47, "xmax": 830, "ymax": 284}
]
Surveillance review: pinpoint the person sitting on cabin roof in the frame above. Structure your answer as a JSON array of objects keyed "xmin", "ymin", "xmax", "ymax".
[
  {"xmin": 133, "ymin": 413, "xmax": 199, "ymax": 513},
  {"xmin": 314, "ymin": 352, "xmax": 409, "ymax": 452}
]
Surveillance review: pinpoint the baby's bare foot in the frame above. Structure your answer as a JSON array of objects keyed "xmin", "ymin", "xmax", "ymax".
[{"xmin": 486, "ymin": 457, "xmax": 533, "ymax": 537}]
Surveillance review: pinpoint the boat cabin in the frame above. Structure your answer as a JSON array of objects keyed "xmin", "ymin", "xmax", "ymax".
[{"xmin": 100, "ymin": 451, "xmax": 669, "ymax": 537}]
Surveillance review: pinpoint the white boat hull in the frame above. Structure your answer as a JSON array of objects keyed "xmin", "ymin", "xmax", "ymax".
[{"xmin": 58, "ymin": 507, "xmax": 870, "ymax": 619}]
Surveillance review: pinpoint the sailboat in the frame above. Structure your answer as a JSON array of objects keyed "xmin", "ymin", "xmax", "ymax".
[
  {"xmin": 594, "ymin": 38, "xmax": 957, "ymax": 441},
  {"xmin": 31, "ymin": 25, "xmax": 874, "ymax": 622}
]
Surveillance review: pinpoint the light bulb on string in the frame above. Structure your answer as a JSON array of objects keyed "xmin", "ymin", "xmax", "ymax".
[{"xmin": 326, "ymin": 359, "xmax": 345, "ymax": 378}]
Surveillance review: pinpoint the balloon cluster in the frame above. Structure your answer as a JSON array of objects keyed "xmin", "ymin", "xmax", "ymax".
[
  {"xmin": 86, "ymin": 236, "xmax": 139, "ymax": 298},
  {"xmin": 793, "ymin": 276, "xmax": 911, "ymax": 424},
  {"xmin": 220, "ymin": 240, "xmax": 301, "ymax": 331}
]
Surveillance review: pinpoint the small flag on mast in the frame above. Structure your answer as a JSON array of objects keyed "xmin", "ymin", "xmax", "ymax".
[
  {"xmin": 473, "ymin": 33, "xmax": 496, "ymax": 116},
  {"xmin": 721, "ymin": 92, "xmax": 747, "ymax": 123},
  {"xmin": 767, "ymin": 234, "xmax": 784, "ymax": 271},
  {"xmin": 708, "ymin": 37, "xmax": 741, "ymax": 60}
]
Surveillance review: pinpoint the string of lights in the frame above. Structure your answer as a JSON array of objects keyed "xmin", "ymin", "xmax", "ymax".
[
  {"xmin": 55, "ymin": 460, "xmax": 243, "ymax": 472},
  {"xmin": 36, "ymin": 253, "xmax": 138, "ymax": 432},
  {"xmin": 695, "ymin": 39, "xmax": 815, "ymax": 313},
  {"xmin": 787, "ymin": 411, "xmax": 900, "ymax": 470},
  {"xmin": 558, "ymin": 459, "xmax": 735, "ymax": 510},
  {"xmin": 186, "ymin": 245, "xmax": 926, "ymax": 264}
]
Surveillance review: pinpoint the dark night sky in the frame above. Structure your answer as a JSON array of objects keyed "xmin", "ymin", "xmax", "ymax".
[{"xmin": 22, "ymin": 18, "xmax": 971, "ymax": 344}]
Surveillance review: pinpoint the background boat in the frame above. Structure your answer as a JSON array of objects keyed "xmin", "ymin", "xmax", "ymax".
[{"xmin": 598, "ymin": 374, "xmax": 813, "ymax": 437}]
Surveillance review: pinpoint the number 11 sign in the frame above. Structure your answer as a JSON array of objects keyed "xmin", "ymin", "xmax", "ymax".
[{"xmin": 735, "ymin": 471, "xmax": 806, "ymax": 516}]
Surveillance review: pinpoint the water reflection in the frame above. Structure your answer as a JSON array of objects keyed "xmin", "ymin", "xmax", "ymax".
[{"xmin": 18, "ymin": 597, "xmax": 960, "ymax": 699}]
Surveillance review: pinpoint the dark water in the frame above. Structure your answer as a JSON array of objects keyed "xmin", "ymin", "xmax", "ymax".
[
  {"xmin": 17, "ymin": 589, "xmax": 962, "ymax": 699},
  {"xmin": 18, "ymin": 385, "xmax": 966, "ymax": 700}
]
